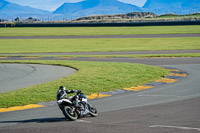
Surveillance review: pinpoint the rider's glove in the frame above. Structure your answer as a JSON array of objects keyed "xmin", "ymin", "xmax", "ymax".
[{"xmin": 77, "ymin": 90, "xmax": 81, "ymax": 94}]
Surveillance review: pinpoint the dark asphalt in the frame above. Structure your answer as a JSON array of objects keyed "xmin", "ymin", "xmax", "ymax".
[
  {"xmin": 0, "ymin": 33, "xmax": 200, "ymax": 39},
  {"xmin": 63, "ymin": 57, "xmax": 200, "ymax": 66},
  {"xmin": 0, "ymin": 63, "xmax": 200, "ymax": 133},
  {"xmin": 0, "ymin": 96, "xmax": 199, "ymax": 133},
  {"xmin": 1, "ymin": 56, "xmax": 200, "ymax": 66},
  {"xmin": 0, "ymin": 32, "xmax": 200, "ymax": 132},
  {"xmin": 0, "ymin": 64, "xmax": 76, "ymax": 93}
]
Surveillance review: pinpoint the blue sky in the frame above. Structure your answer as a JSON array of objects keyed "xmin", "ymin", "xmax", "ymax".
[{"xmin": 6, "ymin": 0, "xmax": 147, "ymax": 11}]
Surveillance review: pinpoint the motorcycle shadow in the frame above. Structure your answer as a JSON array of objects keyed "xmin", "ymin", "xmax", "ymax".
[{"xmin": 0, "ymin": 117, "xmax": 72, "ymax": 124}]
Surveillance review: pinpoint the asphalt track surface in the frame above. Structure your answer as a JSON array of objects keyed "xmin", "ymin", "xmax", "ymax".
[
  {"xmin": 0, "ymin": 59, "xmax": 200, "ymax": 133},
  {"xmin": 0, "ymin": 64, "xmax": 77, "ymax": 93},
  {"xmin": 0, "ymin": 34, "xmax": 200, "ymax": 132},
  {"xmin": 61, "ymin": 57, "xmax": 200, "ymax": 65},
  {"xmin": 0, "ymin": 33, "xmax": 200, "ymax": 39}
]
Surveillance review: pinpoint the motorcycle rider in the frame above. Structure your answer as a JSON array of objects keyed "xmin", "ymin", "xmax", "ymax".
[
  {"xmin": 57, "ymin": 86, "xmax": 88, "ymax": 114},
  {"xmin": 57, "ymin": 86, "xmax": 80, "ymax": 100}
]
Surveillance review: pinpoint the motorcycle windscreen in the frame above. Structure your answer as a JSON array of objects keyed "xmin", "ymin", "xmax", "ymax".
[{"xmin": 81, "ymin": 93, "xmax": 87, "ymax": 103}]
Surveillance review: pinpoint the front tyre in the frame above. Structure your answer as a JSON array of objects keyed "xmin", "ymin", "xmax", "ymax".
[
  {"xmin": 87, "ymin": 103, "xmax": 98, "ymax": 117},
  {"xmin": 62, "ymin": 106, "xmax": 78, "ymax": 121}
]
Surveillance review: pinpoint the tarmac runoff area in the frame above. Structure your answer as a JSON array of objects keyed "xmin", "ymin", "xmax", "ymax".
[
  {"xmin": 0, "ymin": 34, "xmax": 200, "ymax": 132},
  {"xmin": 0, "ymin": 62, "xmax": 190, "ymax": 113},
  {"xmin": 0, "ymin": 57, "xmax": 191, "ymax": 113},
  {"xmin": 0, "ymin": 63, "xmax": 77, "ymax": 93},
  {"xmin": 0, "ymin": 64, "xmax": 200, "ymax": 133},
  {"xmin": 0, "ymin": 56, "xmax": 200, "ymax": 132},
  {"xmin": 0, "ymin": 48, "xmax": 199, "ymax": 113}
]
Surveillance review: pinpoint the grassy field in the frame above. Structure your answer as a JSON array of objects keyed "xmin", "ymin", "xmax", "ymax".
[
  {"xmin": 0, "ymin": 37, "xmax": 200, "ymax": 53},
  {"xmin": 0, "ymin": 25, "xmax": 200, "ymax": 36},
  {"xmin": 0, "ymin": 60, "xmax": 168, "ymax": 108},
  {"xmin": 0, "ymin": 25, "xmax": 199, "ymax": 108}
]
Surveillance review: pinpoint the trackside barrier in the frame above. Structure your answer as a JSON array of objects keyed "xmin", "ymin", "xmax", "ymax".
[{"xmin": 0, "ymin": 21, "xmax": 200, "ymax": 27}]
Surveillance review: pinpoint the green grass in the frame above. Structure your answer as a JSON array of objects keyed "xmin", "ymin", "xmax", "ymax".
[
  {"xmin": 0, "ymin": 60, "xmax": 168, "ymax": 108},
  {"xmin": 0, "ymin": 25, "xmax": 198, "ymax": 108},
  {"xmin": 0, "ymin": 25, "xmax": 200, "ymax": 36},
  {"xmin": 0, "ymin": 37, "xmax": 200, "ymax": 54}
]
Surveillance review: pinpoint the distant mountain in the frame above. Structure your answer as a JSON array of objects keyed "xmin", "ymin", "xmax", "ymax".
[
  {"xmin": 1, "ymin": 0, "xmax": 200, "ymax": 21},
  {"xmin": 0, "ymin": 0, "xmax": 50, "ymax": 19},
  {"xmin": 143, "ymin": 0, "xmax": 200, "ymax": 14},
  {"xmin": 53, "ymin": 0, "xmax": 142, "ymax": 19},
  {"xmin": 53, "ymin": 0, "xmax": 200, "ymax": 19}
]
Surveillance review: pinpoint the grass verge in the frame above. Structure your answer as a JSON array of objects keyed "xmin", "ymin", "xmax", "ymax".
[
  {"xmin": 1, "ymin": 53, "xmax": 200, "ymax": 58},
  {"xmin": 100, "ymin": 53, "xmax": 200, "ymax": 58},
  {"xmin": 0, "ymin": 26, "xmax": 200, "ymax": 36},
  {"xmin": 0, "ymin": 60, "xmax": 168, "ymax": 108},
  {"xmin": 62, "ymin": 53, "xmax": 200, "ymax": 58},
  {"xmin": 0, "ymin": 37, "xmax": 200, "ymax": 53}
]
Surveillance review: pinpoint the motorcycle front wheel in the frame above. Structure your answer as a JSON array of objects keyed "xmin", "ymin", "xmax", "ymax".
[
  {"xmin": 87, "ymin": 103, "xmax": 98, "ymax": 117},
  {"xmin": 62, "ymin": 106, "xmax": 78, "ymax": 121}
]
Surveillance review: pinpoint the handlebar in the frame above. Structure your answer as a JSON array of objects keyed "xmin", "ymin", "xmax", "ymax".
[{"xmin": 77, "ymin": 90, "xmax": 82, "ymax": 95}]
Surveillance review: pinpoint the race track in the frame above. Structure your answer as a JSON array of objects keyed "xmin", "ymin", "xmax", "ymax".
[
  {"xmin": 0, "ymin": 34, "xmax": 200, "ymax": 132},
  {"xmin": 0, "ymin": 64, "xmax": 76, "ymax": 93},
  {"xmin": 0, "ymin": 60, "xmax": 200, "ymax": 133}
]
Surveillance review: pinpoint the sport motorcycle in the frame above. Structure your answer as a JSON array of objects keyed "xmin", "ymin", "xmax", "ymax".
[{"xmin": 57, "ymin": 90, "xmax": 98, "ymax": 121}]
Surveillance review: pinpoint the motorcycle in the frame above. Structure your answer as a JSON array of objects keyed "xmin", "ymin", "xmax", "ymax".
[{"xmin": 57, "ymin": 90, "xmax": 98, "ymax": 121}]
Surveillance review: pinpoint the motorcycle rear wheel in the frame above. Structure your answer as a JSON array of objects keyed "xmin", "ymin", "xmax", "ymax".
[
  {"xmin": 62, "ymin": 106, "xmax": 78, "ymax": 121},
  {"xmin": 87, "ymin": 103, "xmax": 98, "ymax": 117}
]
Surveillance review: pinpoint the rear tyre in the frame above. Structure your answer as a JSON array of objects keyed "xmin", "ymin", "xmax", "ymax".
[
  {"xmin": 87, "ymin": 103, "xmax": 98, "ymax": 117},
  {"xmin": 62, "ymin": 106, "xmax": 78, "ymax": 121}
]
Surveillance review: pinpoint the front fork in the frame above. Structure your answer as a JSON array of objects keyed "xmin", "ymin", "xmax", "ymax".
[{"xmin": 74, "ymin": 97, "xmax": 89, "ymax": 117}]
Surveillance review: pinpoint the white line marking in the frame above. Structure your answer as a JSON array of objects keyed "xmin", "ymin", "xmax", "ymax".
[
  {"xmin": 150, "ymin": 125, "xmax": 200, "ymax": 132},
  {"xmin": 76, "ymin": 120, "xmax": 92, "ymax": 123}
]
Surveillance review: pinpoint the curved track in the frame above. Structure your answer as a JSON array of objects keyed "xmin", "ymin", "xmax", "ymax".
[
  {"xmin": 0, "ymin": 60, "xmax": 200, "ymax": 133},
  {"xmin": 0, "ymin": 34, "xmax": 200, "ymax": 132},
  {"xmin": 0, "ymin": 64, "xmax": 76, "ymax": 93}
]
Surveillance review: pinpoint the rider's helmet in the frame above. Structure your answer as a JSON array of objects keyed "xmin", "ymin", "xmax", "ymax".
[
  {"xmin": 57, "ymin": 86, "xmax": 66, "ymax": 100},
  {"xmin": 59, "ymin": 86, "xmax": 66, "ymax": 91}
]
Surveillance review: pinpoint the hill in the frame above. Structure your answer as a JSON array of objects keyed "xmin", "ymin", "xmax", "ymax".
[
  {"xmin": 1, "ymin": 0, "xmax": 200, "ymax": 21},
  {"xmin": 69, "ymin": 12, "xmax": 200, "ymax": 23},
  {"xmin": 0, "ymin": 0, "xmax": 50, "ymax": 19},
  {"xmin": 71, "ymin": 12, "xmax": 157, "ymax": 23},
  {"xmin": 53, "ymin": 0, "xmax": 142, "ymax": 19},
  {"xmin": 143, "ymin": 0, "xmax": 200, "ymax": 15}
]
